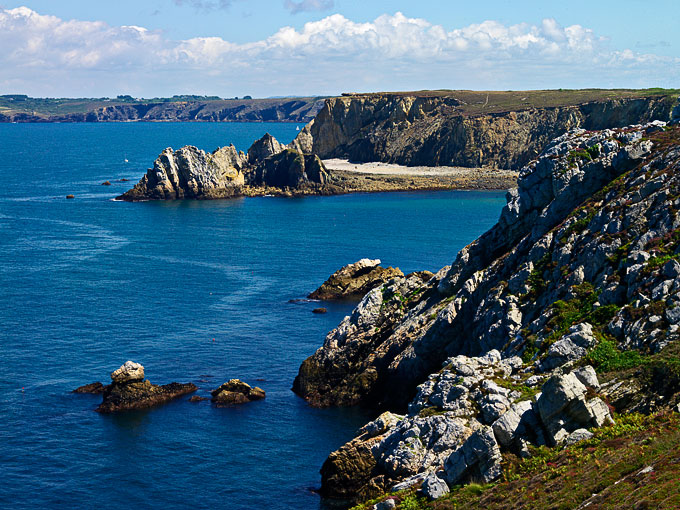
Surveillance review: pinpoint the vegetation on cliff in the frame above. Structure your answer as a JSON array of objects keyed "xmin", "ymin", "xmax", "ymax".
[{"xmin": 298, "ymin": 120, "xmax": 680, "ymax": 507}]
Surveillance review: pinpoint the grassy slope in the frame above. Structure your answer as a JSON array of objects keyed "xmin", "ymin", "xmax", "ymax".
[
  {"xmin": 347, "ymin": 88, "xmax": 680, "ymax": 116},
  {"xmin": 355, "ymin": 411, "xmax": 680, "ymax": 510}
]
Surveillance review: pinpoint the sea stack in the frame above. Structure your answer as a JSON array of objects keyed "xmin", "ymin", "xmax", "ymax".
[
  {"xmin": 95, "ymin": 361, "xmax": 196, "ymax": 413},
  {"xmin": 211, "ymin": 379, "xmax": 266, "ymax": 406}
]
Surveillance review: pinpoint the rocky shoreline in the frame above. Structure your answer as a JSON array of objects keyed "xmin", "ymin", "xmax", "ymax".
[{"xmin": 292, "ymin": 117, "xmax": 680, "ymax": 507}]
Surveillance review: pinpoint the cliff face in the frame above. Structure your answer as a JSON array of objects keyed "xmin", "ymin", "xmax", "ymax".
[
  {"xmin": 295, "ymin": 93, "xmax": 674, "ymax": 169},
  {"xmin": 295, "ymin": 121, "xmax": 680, "ymax": 502},
  {"xmin": 0, "ymin": 98, "xmax": 325, "ymax": 123}
]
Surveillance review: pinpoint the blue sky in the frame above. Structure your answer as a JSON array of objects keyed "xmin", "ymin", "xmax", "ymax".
[{"xmin": 1, "ymin": 1, "xmax": 678, "ymax": 97}]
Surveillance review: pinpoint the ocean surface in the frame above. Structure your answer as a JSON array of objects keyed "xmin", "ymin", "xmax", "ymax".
[{"xmin": 0, "ymin": 122, "xmax": 507, "ymax": 509}]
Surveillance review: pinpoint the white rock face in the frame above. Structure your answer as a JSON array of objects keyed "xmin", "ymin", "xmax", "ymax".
[{"xmin": 111, "ymin": 361, "xmax": 144, "ymax": 383}]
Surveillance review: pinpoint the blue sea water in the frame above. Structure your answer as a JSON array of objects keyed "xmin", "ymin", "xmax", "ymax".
[{"xmin": 0, "ymin": 122, "xmax": 507, "ymax": 510}]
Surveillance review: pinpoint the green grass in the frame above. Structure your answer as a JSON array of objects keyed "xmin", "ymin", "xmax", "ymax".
[{"xmin": 359, "ymin": 412, "xmax": 680, "ymax": 510}]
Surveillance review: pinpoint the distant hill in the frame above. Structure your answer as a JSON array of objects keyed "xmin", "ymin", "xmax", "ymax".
[{"xmin": 0, "ymin": 95, "xmax": 327, "ymax": 123}]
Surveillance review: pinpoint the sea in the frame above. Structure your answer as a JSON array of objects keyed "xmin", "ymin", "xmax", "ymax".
[{"xmin": 0, "ymin": 122, "xmax": 507, "ymax": 509}]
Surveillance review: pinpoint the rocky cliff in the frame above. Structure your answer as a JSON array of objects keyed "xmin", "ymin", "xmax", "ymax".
[
  {"xmin": 295, "ymin": 119, "xmax": 680, "ymax": 504},
  {"xmin": 293, "ymin": 91, "xmax": 676, "ymax": 169},
  {"xmin": 0, "ymin": 97, "xmax": 325, "ymax": 123}
]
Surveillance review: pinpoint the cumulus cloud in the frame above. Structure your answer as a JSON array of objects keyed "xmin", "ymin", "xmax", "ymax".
[
  {"xmin": 0, "ymin": 7, "xmax": 677, "ymax": 97},
  {"xmin": 284, "ymin": 0, "xmax": 334, "ymax": 14}
]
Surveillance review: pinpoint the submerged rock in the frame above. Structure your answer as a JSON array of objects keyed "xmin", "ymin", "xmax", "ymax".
[
  {"xmin": 308, "ymin": 258, "xmax": 405, "ymax": 301},
  {"xmin": 211, "ymin": 379, "xmax": 265, "ymax": 406},
  {"xmin": 72, "ymin": 382, "xmax": 106, "ymax": 394},
  {"xmin": 95, "ymin": 361, "xmax": 196, "ymax": 413}
]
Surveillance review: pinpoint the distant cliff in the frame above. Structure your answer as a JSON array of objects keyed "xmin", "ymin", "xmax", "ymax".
[
  {"xmin": 0, "ymin": 97, "xmax": 325, "ymax": 123},
  {"xmin": 293, "ymin": 89, "xmax": 677, "ymax": 169}
]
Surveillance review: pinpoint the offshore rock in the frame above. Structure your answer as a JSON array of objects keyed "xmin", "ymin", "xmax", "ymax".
[
  {"xmin": 211, "ymin": 379, "xmax": 265, "ymax": 406},
  {"xmin": 117, "ymin": 145, "xmax": 246, "ymax": 201},
  {"xmin": 308, "ymin": 258, "xmax": 405, "ymax": 300},
  {"xmin": 96, "ymin": 362, "xmax": 196, "ymax": 413}
]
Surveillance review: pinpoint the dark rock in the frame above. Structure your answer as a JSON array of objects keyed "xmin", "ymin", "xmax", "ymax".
[
  {"xmin": 247, "ymin": 133, "xmax": 284, "ymax": 165},
  {"xmin": 66, "ymin": 194, "xmax": 74, "ymax": 199},
  {"xmin": 72, "ymin": 382, "xmax": 107, "ymax": 394},
  {"xmin": 188, "ymin": 395, "xmax": 209, "ymax": 403},
  {"xmin": 249, "ymin": 149, "xmax": 330, "ymax": 190},
  {"xmin": 101, "ymin": 181, "xmax": 112, "ymax": 186},
  {"xmin": 308, "ymin": 258, "xmax": 405, "ymax": 301},
  {"xmin": 312, "ymin": 308, "xmax": 328, "ymax": 314},
  {"xmin": 118, "ymin": 178, "xmax": 130, "ymax": 182},
  {"xmin": 95, "ymin": 361, "xmax": 196, "ymax": 413},
  {"xmin": 211, "ymin": 379, "xmax": 265, "ymax": 406}
]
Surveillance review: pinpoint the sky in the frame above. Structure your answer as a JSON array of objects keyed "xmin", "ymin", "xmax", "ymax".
[{"xmin": 1, "ymin": 0, "xmax": 678, "ymax": 98}]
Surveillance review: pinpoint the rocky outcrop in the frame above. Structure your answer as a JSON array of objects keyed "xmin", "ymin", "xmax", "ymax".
[
  {"xmin": 296, "ymin": 121, "xmax": 674, "ymax": 412},
  {"xmin": 308, "ymin": 259, "xmax": 405, "ymax": 301},
  {"xmin": 247, "ymin": 133, "xmax": 285, "ymax": 165},
  {"xmin": 303, "ymin": 121, "xmax": 680, "ymax": 502},
  {"xmin": 293, "ymin": 270, "xmax": 436, "ymax": 407},
  {"xmin": 248, "ymin": 149, "xmax": 330, "ymax": 190},
  {"xmin": 320, "ymin": 349, "xmax": 613, "ymax": 502},
  {"xmin": 95, "ymin": 361, "xmax": 196, "ymax": 413},
  {"xmin": 211, "ymin": 379, "xmax": 265, "ymax": 406},
  {"xmin": 117, "ymin": 145, "xmax": 247, "ymax": 201},
  {"xmin": 293, "ymin": 93, "xmax": 675, "ymax": 169}
]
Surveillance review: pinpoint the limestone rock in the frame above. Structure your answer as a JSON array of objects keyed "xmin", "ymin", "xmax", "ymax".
[
  {"xmin": 443, "ymin": 426, "xmax": 502, "ymax": 486},
  {"xmin": 420, "ymin": 472, "xmax": 449, "ymax": 500},
  {"xmin": 211, "ymin": 379, "xmax": 265, "ymax": 406},
  {"xmin": 539, "ymin": 323, "xmax": 597, "ymax": 371},
  {"xmin": 536, "ymin": 372, "xmax": 613, "ymax": 445},
  {"xmin": 247, "ymin": 133, "xmax": 285, "ymax": 165},
  {"xmin": 118, "ymin": 145, "xmax": 246, "ymax": 201},
  {"xmin": 111, "ymin": 361, "xmax": 145, "ymax": 383},
  {"xmin": 564, "ymin": 428, "xmax": 594, "ymax": 446},
  {"xmin": 308, "ymin": 259, "xmax": 405, "ymax": 301}
]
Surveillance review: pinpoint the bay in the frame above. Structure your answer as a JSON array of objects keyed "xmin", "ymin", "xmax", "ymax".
[{"xmin": 0, "ymin": 122, "xmax": 506, "ymax": 509}]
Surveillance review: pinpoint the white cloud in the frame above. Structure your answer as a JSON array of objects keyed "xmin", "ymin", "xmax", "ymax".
[{"xmin": 0, "ymin": 7, "xmax": 677, "ymax": 97}]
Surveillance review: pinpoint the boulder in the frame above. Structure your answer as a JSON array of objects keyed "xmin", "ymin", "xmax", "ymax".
[
  {"xmin": 211, "ymin": 379, "xmax": 265, "ymax": 406},
  {"xmin": 312, "ymin": 308, "xmax": 328, "ymax": 314},
  {"xmin": 111, "ymin": 361, "xmax": 145, "ymax": 383},
  {"xmin": 420, "ymin": 472, "xmax": 450, "ymax": 500},
  {"xmin": 443, "ymin": 426, "xmax": 502, "ymax": 486},
  {"xmin": 308, "ymin": 259, "xmax": 405, "ymax": 301},
  {"xmin": 539, "ymin": 323, "xmax": 596, "ymax": 371},
  {"xmin": 536, "ymin": 372, "xmax": 613, "ymax": 445},
  {"xmin": 564, "ymin": 428, "xmax": 594, "ymax": 446}
]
